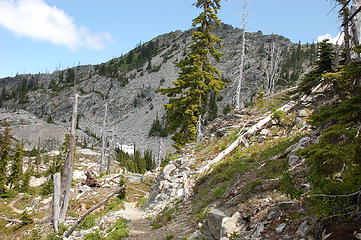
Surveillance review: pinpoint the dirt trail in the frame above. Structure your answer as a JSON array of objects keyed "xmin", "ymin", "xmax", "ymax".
[{"xmin": 119, "ymin": 202, "xmax": 163, "ymax": 240}]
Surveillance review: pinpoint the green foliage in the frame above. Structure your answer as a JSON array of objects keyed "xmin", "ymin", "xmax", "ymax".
[
  {"xmin": 0, "ymin": 126, "xmax": 11, "ymax": 195},
  {"xmin": 207, "ymin": 92, "xmax": 218, "ymax": 122},
  {"xmin": 115, "ymin": 148, "xmax": 156, "ymax": 174},
  {"xmin": 279, "ymin": 172, "xmax": 303, "ymax": 199},
  {"xmin": 79, "ymin": 214, "xmax": 99, "ymax": 230},
  {"xmin": 272, "ymin": 110, "xmax": 286, "ymax": 121},
  {"xmin": 298, "ymin": 39, "xmax": 335, "ymax": 94},
  {"xmin": 166, "ymin": 234, "xmax": 174, "ymax": 240},
  {"xmin": 105, "ymin": 219, "xmax": 129, "ymax": 239},
  {"xmin": 148, "ymin": 115, "xmax": 168, "ymax": 137},
  {"xmin": 118, "ymin": 176, "xmax": 126, "ymax": 200},
  {"xmin": 223, "ymin": 104, "xmax": 232, "ymax": 115},
  {"xmin": 20, "ymin": 211, "xmax": 33, "ymax": 226},
  {"xmin": 8, "ymin": 142, "xmax": 24, "ymax": 191},
  {"xmin": 299, "ymin": 95, "xmax": 361, "ymax": 218},
  {"xmin": 151, "ymin": 205, "xmax": 179, "ymax": 229},
  {"xmin": 159, "ymin": 0, "xmax": 225, "ymax": 148},
  {"xmin": 323, "ymin": 60, "xmax": 361, "ymax": 98},
  {"xmin": 21, "ymin": 164, "xmax": 33, "ymax": 193}
]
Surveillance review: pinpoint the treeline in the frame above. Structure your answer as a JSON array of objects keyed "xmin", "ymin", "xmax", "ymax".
[
  {"xmin": 115, "ymin": 148, "xmax": 156, "ymax": 174},
  {"xmin": 278, "ymin": 42, "xmax": 317, "ymax": 86},
  {"xmin": 0, "ymin": 77, "xmax": 41, "ymax": 106},
  {"xmin": 95, "ymin": 40, "xmax": 160, "ymax": 86}
]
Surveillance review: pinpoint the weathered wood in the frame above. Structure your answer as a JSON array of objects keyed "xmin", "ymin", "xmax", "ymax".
[
  {"xmin": 52, "ymin": 172, "xmax": 61, "ymax": 232},
  {"xmin": 0, "ymin": 216, "xmax": 22, "ymax": 224},
  {"xmin": 60, "ymin": 92, "xmax": 79, "ymax": 222},
  {"xmin": 63, "ymin": 188, "xmax": 121, "ymax": 238},
  {"xmin": 199, "ymin": 101, "xmax": 296, "ymax": 173},
  {"xmin": 99, "ymin": 101, "xmax": 108, "ymax": 174},
  {"xmin": 235, "ymin": 0, "xmax": 248, "ymax": 110}
]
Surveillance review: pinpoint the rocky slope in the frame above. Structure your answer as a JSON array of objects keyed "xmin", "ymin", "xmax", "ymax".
[{"xmin": 0, "ymin": 23, "xmax": 315, "ymax": 155}]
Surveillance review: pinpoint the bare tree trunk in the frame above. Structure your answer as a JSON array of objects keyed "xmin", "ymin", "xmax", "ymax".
[
  {"xmin": 264, "ymin": 43, "xmax": 282, "ymax": 95},
  {"xmin": 99, "ymin": 102, "xmax": 108, "ymax": 174},
  {"xmin": 60, "ymin": 92, "xmax": 79, "ymax": 222},
  {"xmin": 235, "ymin": 0, "xmax": 248, "ymax": 110},
  {"xmin": 157, "ymin": 137, "xmax": 163, "ymax": 170},
  {"xmin": 196, "ymin": 114, "xmax": 203, "ymax": 140},
  {"xmin": 52, "ymin": 173, "xmax": 61, "ymax": 232},
  {"xmin": 63, "ymin": 188, "xmax": 121, "ymax": 238}
]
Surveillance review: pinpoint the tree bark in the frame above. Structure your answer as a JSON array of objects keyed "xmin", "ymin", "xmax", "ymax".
[
  {"xmin": 235, "ymin": 0, "xmax": 248, "ymax": 110},
  {"xmin": 99, "ymin": 101, "xmax": 108, "ymax": 174},
  {"xmin": 52, "ymin": 172, "xmax": 61, "ymax": 232},
  {"xmin": 60, "ymin": 92, "xmax": 79, "ymax": 222},
  {"xmin": 63, "ymin": 188, "xmax": 121, "ymax": 238}
]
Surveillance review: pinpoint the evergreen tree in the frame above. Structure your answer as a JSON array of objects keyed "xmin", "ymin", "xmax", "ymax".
[
  {"xmin": 207, "ymin": 91, "xmax": 218, "ymax": 122},
  {"xmin": 8, "ymin": 142, "xmax": 24, "ymax": 191},
  {"xmin": 159, "ymin": 0, "xmax": 224, "ymax": 148},
  {"xmin": 0, "ymin": 126, "xmax": 11, "ymax": 194},
  {"xmin": 21, "ymin": 164, "xmax": 33, "ymax": 193},
  {"xmin": 298, "ymin": 39, "xmax": 335, "ymax": 93}
]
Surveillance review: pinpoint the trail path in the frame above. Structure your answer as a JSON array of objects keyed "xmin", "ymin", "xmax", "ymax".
[{"xmin": 119, "ymin": 202, "xmax": 163, "ymax": 240}]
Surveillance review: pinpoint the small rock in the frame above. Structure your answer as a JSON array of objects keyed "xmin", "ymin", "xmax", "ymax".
[
  {"xmin": 276, "ymin": 223, "xmax": 287, "ymax": 233},
  {"xmin": 298, "ymin": 109, "xmax": 308, "ymax": 117},
  {"xmin": 267, "ymin": 210, "xmax": 281, "ymax": 220},
  {"xmin": 221, "ymin": 212, "xmax": 244, "ymax": 238},
  {"xmin": 355, "ymin": 233, "xmax": 361, "ymax": 240},
  {"xmin": 163, "ymin": 164, "xmax": 176, "ymax": 178},
  {"xmin": 296, "ymin": 220, "xmax": 309, "ymax": 237},
  {"xmin": 29, "ymin": 176, "xmax": 47, "ymax": 187},
  {"xmin": 127, "ymin": 174, "xmax": 143, "ymax": 183},
  {"xmin": 260, "ymin": 129, "xmax": 272, "ymax": 136}
]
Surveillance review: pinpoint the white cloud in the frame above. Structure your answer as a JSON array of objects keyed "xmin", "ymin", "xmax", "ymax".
[
  {"xmin": 0, "ymin": 0, "xmax": 112, "ymax": 50},
  {"xmin": 317, "ymin": 33, "xmax": 344, "ymax": 45}
]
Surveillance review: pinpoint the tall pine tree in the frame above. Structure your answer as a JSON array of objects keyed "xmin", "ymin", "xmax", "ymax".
[
  {"xmin": 159, "ymin": 0, "xmax": 224, "ymax": 148},
  {"xmin": 8, "ymin": 142, "xmax": 24, "ymax": 191},
  {"xmin": 0, "ymin": 126, "xmax": 11, "ymax": 194}
]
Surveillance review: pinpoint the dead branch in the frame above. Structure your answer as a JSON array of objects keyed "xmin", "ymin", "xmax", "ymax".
[
  {"xmin": 309, "ymin": 189, "xmax": 361, "ymax": 198},
  {"xmin": 0, "ymin": 216, "xmax": 22, "ymax": 224},
  {"xmin": 342, "ymin": 5, "xmax": 361, "ymax": 26},
  {"xmin": 63, "ymin": 188, "xmax": 121, "ymax": 238}
]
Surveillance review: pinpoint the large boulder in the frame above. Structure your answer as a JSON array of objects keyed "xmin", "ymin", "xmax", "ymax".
[{"xmin": 200, "ymin": 208, "xmax": 226, "ymax": 239}]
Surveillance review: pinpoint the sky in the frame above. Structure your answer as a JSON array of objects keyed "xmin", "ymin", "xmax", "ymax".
[{"xmin": 0, "ymin": 0, "xmax": 341, "ymax": 78}]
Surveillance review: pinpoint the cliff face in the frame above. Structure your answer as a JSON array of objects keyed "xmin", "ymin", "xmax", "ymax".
[{"xmin": 0, "ymin": 24, "xmax": 314, "ymax": 153}]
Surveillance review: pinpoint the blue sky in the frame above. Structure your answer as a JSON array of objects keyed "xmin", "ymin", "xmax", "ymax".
[{"xmin": 0, "ymin": 0, "xmax": 341, "ymax": 78}]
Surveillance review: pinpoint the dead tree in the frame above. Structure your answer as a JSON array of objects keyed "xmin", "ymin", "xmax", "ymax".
[
  {"xmin": 99, "ymin": 101, "xmax": 108, "ymax": 174},
  {"xmin": 196, "ymin": 115, "xmax": 204, "ymax": 140},
  {"xmin": 235, "ymin": 0, "xmax": 248, "ymax": 110},
  {"xmin": 263, "ymin": 42, "xmax": 283, "ymax": 95},
  {"xmin": 59, "ymin": 92, "xmax": 79, "ymax": 222},
  {"xmin": 157, "ymin": 137, "xmax": 163, "ymax": 170},
  {"xmin": 52, "ymin": 173, "xmax": 61, "ymax": 232}
]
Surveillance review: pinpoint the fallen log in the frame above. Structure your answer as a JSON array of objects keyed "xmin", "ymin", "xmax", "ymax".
[
  {"xmin": 63, "ymin": 188, "xmax": 121, "ymax": 238},
  {"xmin": 199, "ymin": 101, "xmax": 297, "ymax": 173}
]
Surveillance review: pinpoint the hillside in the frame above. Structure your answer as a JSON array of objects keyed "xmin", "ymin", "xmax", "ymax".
[{"xmin": 0, "ymin": 23, "xmax": 316, "ymax": 155}]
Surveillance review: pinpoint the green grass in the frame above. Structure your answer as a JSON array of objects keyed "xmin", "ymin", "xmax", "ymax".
[
  {"xmin": 151, "ymin": 205, "xmax": 179, "ymax": 229},
  {"xmin": 84, "ymin": 219, "xmax": 128, "ymax": 240},
  {"xmin": 192, "ymin": 135, "xmax": 304, "ymax": 215}
]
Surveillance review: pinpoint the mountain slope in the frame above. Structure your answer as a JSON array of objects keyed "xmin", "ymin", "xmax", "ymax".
[{"xmin": 0, "ymin": 24, "xmax": 315, "ymax": 154}]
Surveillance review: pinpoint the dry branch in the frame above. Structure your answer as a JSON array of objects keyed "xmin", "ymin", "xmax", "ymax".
[
  {"xmin": 63, "ymin": 188, "xmax": 121, "ymax": 238},
  {"xmin": 0, "ymin": 216, "xmax": 22, "ymax": 224},
  {"xmin": 199, "ymin": 100, "xmax": 297, "ymax": 173}
]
